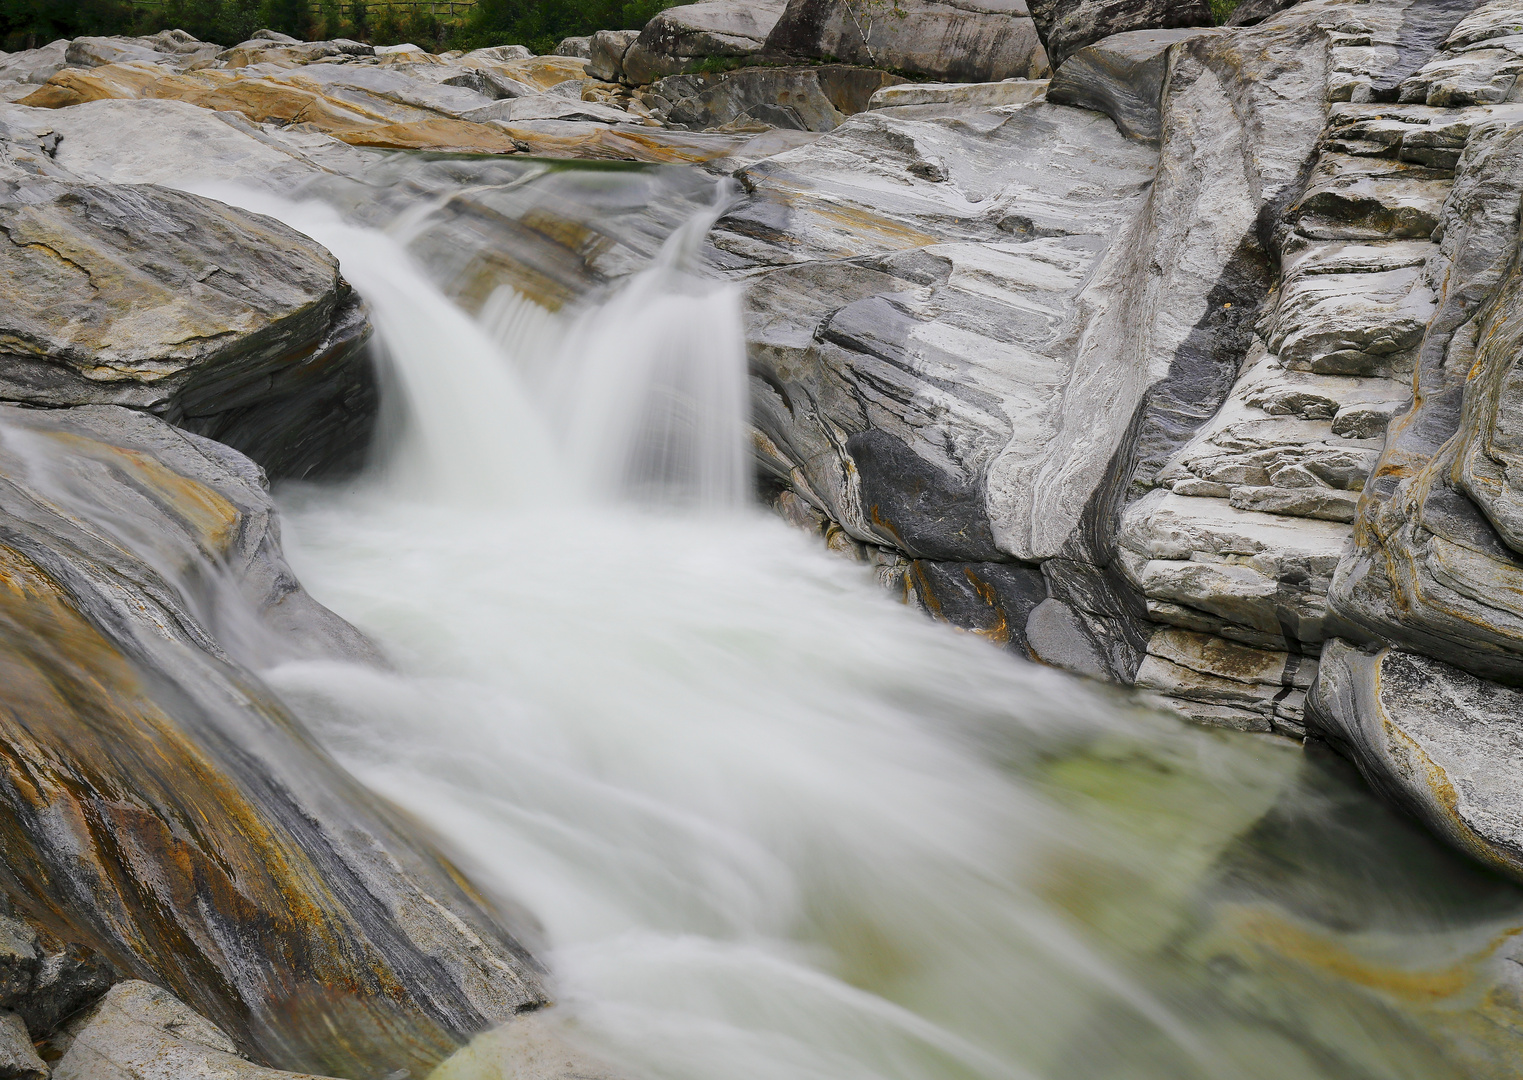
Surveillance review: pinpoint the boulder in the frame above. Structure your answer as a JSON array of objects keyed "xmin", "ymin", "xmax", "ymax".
[
  {"xmin": 1027, "ymin": 0, "xmax": 1215, "ymax": 70},
  {"xmin": 1046, "ymin": 27, "xmax": 1222, "ymax": 143},
  {"xmin": 0, "ymin": 39, "xmax": 69, "ymax": 85},
  {"xmin": 0, "ymin": 176, "xmax": 376, "ymax": 478},
  {"xmin": 0, "ymin": 1013, "xmax": 44, "ymax": 1080},
  {"xmin": 587, "ymin": 29, "xmax": 641, "ymax": 82},
  {"xmin": 622, "ymin": 0, "xmax": 790, "ymax": 84},
  {"xmin": 0, "ymin": 896, "xmax": 114, "ymax": 1036},
  {"xmin": 764, "ymin": 0, "xmax": 1050, "ymax": 82},
  {"xmin": 50, "ymin": 981, "xmax": 337, "ymax": 1080},
  {"xmin": 1309, "ymin": 641, "xmax": 1523, "ymax": 880},
  {"xmin": 648, "ymin": 65, "xmax": 904, "ymax": 130},
  {"xmin": 554, "ymin": 36, "xmax": 594, "ymax": 58},
  {"xmin": 0, "ymin": 403, "xmax": 547, "ymax": 1076}
]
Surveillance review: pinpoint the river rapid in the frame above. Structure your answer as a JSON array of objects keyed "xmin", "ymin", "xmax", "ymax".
[{"xmin": 202, "ymin": 178, "xmax": 1523, "ymax": 1080}]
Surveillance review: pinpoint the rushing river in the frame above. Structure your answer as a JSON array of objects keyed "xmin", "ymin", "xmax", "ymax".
[{"xmin": 201, "ymin": 179, "xmax": 1523, "ymax": 1080}]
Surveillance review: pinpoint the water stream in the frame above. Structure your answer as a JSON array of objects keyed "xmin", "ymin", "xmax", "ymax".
[{"xmin": 200, "ymin": 180, "xmax": 1523, "ymax": 1080}]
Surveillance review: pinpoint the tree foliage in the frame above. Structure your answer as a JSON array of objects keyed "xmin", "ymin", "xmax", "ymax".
[{"xmin": 0, "ymin": 0, "xmax": 676, "ymax": 53}]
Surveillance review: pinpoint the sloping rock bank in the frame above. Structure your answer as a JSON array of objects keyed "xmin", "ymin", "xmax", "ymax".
[
  {"xmin": 0, "ymin": 404, "xmax": 548, "ymax": 1077},
  {"xmin": 723, "ymin": 0, "xmax": 1523, "ymax": 888}
]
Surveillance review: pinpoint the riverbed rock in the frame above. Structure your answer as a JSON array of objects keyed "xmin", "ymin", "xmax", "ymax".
[
  {"xmin": 1046, "ymin": 27, "xmax": 1222, "ymax": 143},
  {"xmin": 0, "ymin": 40, "xmax": 69, "ymax": 85},
  {"xmin": 1028, "ymin": 0, "xmax": 1215, "ymax": 70},
  {"xmin": 764, "ymin": 0, "xmax": 1051, "ymax": 82},
  {"xmin": 1308, "ymin": 641, "xmax": 1523, "ymax": 879},
  {"xmin": 50, "ymin": 981, "xmax": 337, "ymax": 1080},
  {"xmin": 648, "ymin": 65, "xmax": 904, "ymax": 130},
  {"xmin": 622, "ymin": 0, "xmax": 790, "ymax": 85},
  {"xmin": 588, "ymin": 29, "xmax": 641, "ymax": 82},
  {"xmin": 0, "ymin": 175, "xmax": 375, "ymax": 478},
  {"xmin": 0, "ymin": 403, "xmax": 547, "ymax": 1076}
]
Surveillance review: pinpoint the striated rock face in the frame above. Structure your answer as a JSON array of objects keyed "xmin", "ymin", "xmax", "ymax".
[
  {"xmin": 0, "ymin": 404, "xmax": 547, "ymax": 1077},
  {"xmin": 1028, "ymin": 0, "xmax": 1214, "ymax": 69},
  {"xmin": 1046, "ymin": 28, "xmax": 1221, "ymax": 143},
  {"xmin": 764, "ymin": 0, "xmax": 1050, "ymax": 82},
  {"xmin": 0, "ymin": 176, "xmax": 375, "ymax": 479},
  {"xmin": 644, "ymin": 65, "xmax": 904, "ymax": 131},
  {"xmin": 622, "ymin": 0, "xmax": 791, "ymax": 85}
]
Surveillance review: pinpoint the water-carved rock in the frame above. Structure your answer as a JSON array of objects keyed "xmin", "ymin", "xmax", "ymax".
[
  {"xmin": 765, "ymin": 0, "xmax": 1050, "ymax": 82},
  {"xmin": 0, "ymin": 404, "xmax": 547, "ymax": 1077},
  {"xmin": 0, "ymin": 177, "xmax": 375, "ymax": 478},
  {"xmin": 1028, "ymin": 0, "xmax": 1215, "ymax": 70}
]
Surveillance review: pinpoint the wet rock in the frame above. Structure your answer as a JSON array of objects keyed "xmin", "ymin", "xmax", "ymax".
[
  {"xmin": 1046, "ymin": 27, "xmax": 1222, "ymax": 143},
  {"xmin": 622, "ymin": 0, "xmax": 790, "ymax": 85},
  {"xmin": 1028, "ymin": 0, "xmax": 1215, "ymax": 69},
  {"xmin": 0, "ymin": 404, "xmax": 546, "ymax": 1076},
  {"xmin": 1309, "ymin": 641, "xmax": 1523, "ymax": 879},
  {"xmin": 764, "ymin": 0, "xmax": 1050, "ymax": 83},
  {"xmin": 50, "ymin": 981, "xmax": 336, "ymax": 1080},
  {"xmin": 0, "ymin": 1012, "xmax": 44, "ymax": 1080},
  {"xmin": 650, "ymin": 65, "xmax": 903, "ymax": 131},
  {"xmin": 0, "ymin": 176, "xmax": 375, "ymax": 478}
]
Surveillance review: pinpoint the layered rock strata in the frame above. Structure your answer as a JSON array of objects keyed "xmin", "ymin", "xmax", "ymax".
[
  {"xmin": 764, "ymin": 0, "xmax": 1051, "ymax": 82},
  {"xmin": 1028, "ymin": 0, "xmax": 1214, "ymax": 69},
  {"xmin": 0, "ymin": 404, "xmax": 547, "ymax": 1077},
  {"xmin": 0, "ymin": 176, "xmax": 375, "ymax": 478}
]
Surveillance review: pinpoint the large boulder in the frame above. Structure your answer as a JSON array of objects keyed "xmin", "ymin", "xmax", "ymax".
[
  {"xmin": 1027, "ymin": 0, "xmax": 1215, "ymax": 69},
  {"xmin": 764, "ymin": 0, "xmax": 1050, "ymax": 82},
  {"xmin": 622, "ymin": 0, "xmax": 790, "ymax": 84},
  {"xmin": 0, "ymin": 174, "xmax": 375, "ymax": 478},
  {"xmin": 0, "ymin": 403, "xmax": 547, "ymax": 1076},
  {"xmin": 647, "ymin": 64, "xmax": 904, "ymax": 130}
]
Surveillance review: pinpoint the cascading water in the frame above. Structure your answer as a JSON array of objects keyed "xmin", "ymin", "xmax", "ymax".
[{"xmin": 181, "ymin": 179, "xmax": 1523, "ymax": 1080}]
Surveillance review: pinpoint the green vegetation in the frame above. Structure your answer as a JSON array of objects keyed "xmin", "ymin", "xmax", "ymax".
[
  {"xmin": 1210, "ymin": 0, "xmax": 1243, "ymax": 24},
  {"xmin": 0, "ymin": 0, "xmax": 679, "ymax": 54}
]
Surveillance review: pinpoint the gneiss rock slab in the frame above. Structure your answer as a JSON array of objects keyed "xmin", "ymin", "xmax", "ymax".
[
  {"xmin": 1046, "ymin": 27, "xmax": 1222, "ymax": 144},
  {"xmin": 648, "ymin": 65, "xmax": 903, "ymax": 131},
  {"xmin": 1309, "ymin": 641, "xmax": 1523, "ymax": 880},
  {"xmin": 0, "ymin": 405, "xmax": 547, "ymax": 1076},
  {"xmin": 622, "ymin": 0, "xmax": 791, "ymax": 84},
  {"xmin": 764, "ymin": 0, "xmax": 1050, "ymax": 83},
  {"xmin": 0, "ymin": 177, "xmax": 375, "ymax": 478},
  {"xmin": 1027, "ymin": 0, "xmax": 1214, "ymax": 70},
  {"xmin": 51, "ymin": 981, "xmax": 338, "ymax": 1080}
]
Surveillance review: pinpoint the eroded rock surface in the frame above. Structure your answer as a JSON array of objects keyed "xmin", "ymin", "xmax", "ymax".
[
  {"xmin": 765, "ymin": 0, "xmax": 1050, "ymax": 82},
  {"xmin": 0, "ymin": 176, "xmax": 375, "ymax": 479},
  {"xmin": 1028, "ymin": 0, "xmax": 1214, "ymax": 69},
  {"xmin": 0, "ymin": 405, "xmax": 547, "ymax": 1077}
]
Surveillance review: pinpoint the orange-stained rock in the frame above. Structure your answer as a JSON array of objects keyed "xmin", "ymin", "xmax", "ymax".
[{"xmin": 0, "ymin": 404, "xmax": 548, "ymax": 1077}]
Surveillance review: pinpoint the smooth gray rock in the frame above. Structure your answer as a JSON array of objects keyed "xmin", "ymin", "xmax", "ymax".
[
  {"xmin": 623, "ymin": 0, "xmax": 790, "ymax": 84},
  {"xmin": 650, "ymin": 65, "xmax": 903, "ymax": 130},
  {"xmin": 764, "ymin": 0, "xmax": 1050, "ymax": 82},
  {"xmin": 587, "ymin": 29, "xmax": 641, "ymax": 82},
  {"xmin": 1308, "ymin": 641, "xmax": 1523, "ymax": 879},
  {"xmin": 554, "ymin": 35, "xmax": 594, "ymax": 58},
  {"xmin": 0, "ymin": 1011, "xmax": 45, "ymax": 1080},
  {"xmin": 1028, "ymin": 0, "xmax": 1215, "ymax": 69},
  {"xmin": 1046, "ymin": 27, "xmax": 1222, "ymax": 143},
  {"xmin": 1226, "ymin": 0, "xmax": 1303, "ymax": 24},
  {"xmin": 51, "ymin": 982, "xmax": 336, "ymax": 1080},
  {"xmin": 0, "ymin": 40, "xmax": 68, "ymax": 85},
  {"xmin": 0, "ymin": 175, "xmax": 375, "ymax": 479}
]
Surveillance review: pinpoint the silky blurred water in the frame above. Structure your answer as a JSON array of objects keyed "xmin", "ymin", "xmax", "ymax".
[{"xmin": 194, "ymin": 179, "xmax": 1523, "ymax": 1080}]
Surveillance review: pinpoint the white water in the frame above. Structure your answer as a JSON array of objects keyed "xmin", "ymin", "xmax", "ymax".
[{"xmin": 193, "ymin": 185, "xmax": 1516, "ymax": 1080}]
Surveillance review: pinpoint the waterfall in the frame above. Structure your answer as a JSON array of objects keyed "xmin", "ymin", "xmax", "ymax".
[{"xmin": 164, "ymin": 177, "xmax": 1523, "ymax": 1080}]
